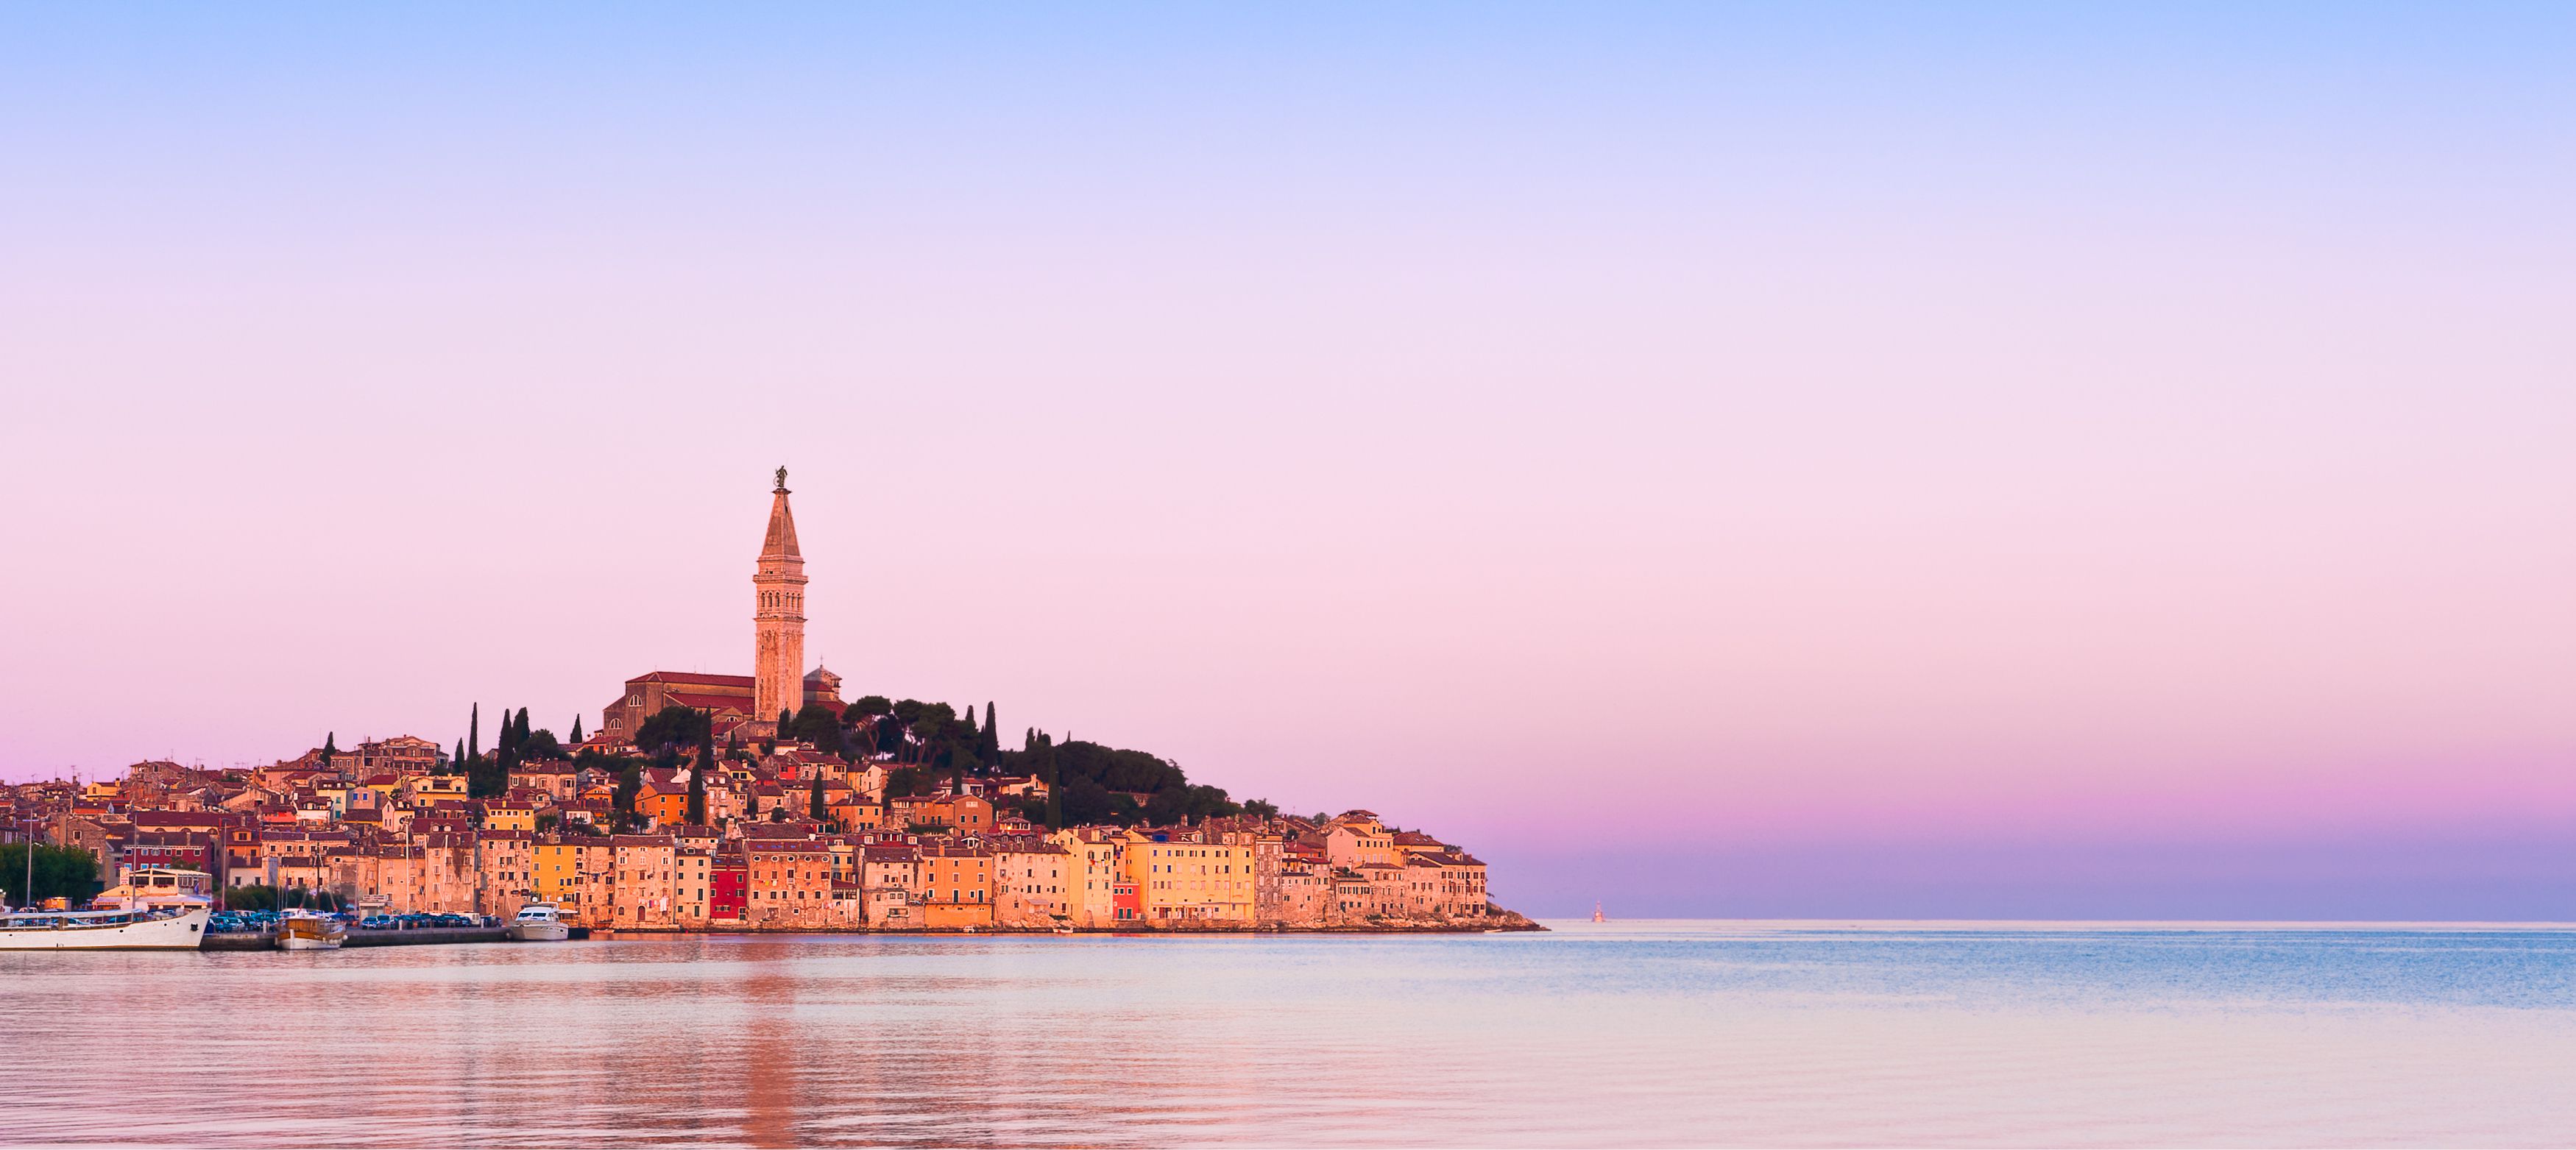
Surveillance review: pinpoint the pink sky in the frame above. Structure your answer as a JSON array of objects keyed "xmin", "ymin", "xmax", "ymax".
[{"xmin": 1, "ymin": 6, "xmax": 2569, "ymax": 915}]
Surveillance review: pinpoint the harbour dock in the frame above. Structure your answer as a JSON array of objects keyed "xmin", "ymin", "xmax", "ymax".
[{"xmin": 203, "ymin": 926, "xmax": 513, "ymax": 951}]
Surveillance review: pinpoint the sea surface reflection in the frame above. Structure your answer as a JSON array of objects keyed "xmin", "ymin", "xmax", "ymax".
[{"xmin": 6, "ymin": 922, "xmax": 2574, "ymax": 1146}]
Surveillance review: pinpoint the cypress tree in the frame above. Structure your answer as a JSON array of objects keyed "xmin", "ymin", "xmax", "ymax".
[
  {"xmin": 514, "ymin": 707, "xmax": 531, "ymax": 745},
  {"xmin": 778, "ymin": 709, "xmax": 793, "ymax": 736},
  {"xmin": 980, "ymin": 702, "xmax": 1000, "ymax": 760},
  {"xmin": 468, "ymin": 703, "xmax": 481, "ymax": 761},
  {"xmin": 809, "ymin": 774, "xmax": 827, "ymax": 824},
  {"xmin": 690, "ymin": 714, "xmax": 711, "ymax": 826},
  {"xmin": 570, "ymin": 715, "xmax": 584, "ymax": 744},
  {"xmin": 452, "ymin": 739, "xmax": 465, "ymax": 776},
  {"xmin": 481, "ymin": 703, "xmax": 520, "ymax": 800}
]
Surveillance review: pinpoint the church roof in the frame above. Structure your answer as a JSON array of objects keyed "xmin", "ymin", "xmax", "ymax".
[
  {"xmin": 631, "ymin": 671, "xmax": 755, "ymax": 688},
  {"xmin": 762, "ymin": 489, "xmax": 801, "ymax": 558},
  {"xmin": 663, "ymin": 691, "xmax": 754, "ymax": 714}
]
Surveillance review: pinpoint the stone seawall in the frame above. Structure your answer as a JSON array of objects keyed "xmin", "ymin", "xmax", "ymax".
[
  {"xmin": 347, "ymin": 926, "xmax": 509, "ymax": 947},
  {"xmin": 587, "ymin": 906, "xmax": 1547, "ymax": 937},
  {"xmin": 201, "ymin": 926, "xmax": 515, "ymax": 950}
]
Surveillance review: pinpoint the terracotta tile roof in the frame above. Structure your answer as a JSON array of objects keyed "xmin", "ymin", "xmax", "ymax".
[{"xmin": 633, "ymin": 671, "xmax": 757, "ymax": 688}]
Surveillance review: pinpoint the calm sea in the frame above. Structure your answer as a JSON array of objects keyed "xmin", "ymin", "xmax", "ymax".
[{"xmin": 7, "ymin": 921, "xmax": 2574, "ymax": 1147}]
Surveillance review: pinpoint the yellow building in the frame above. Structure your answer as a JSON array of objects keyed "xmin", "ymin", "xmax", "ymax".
[
  {"xmin": 531, "ymin": 840, "xmax": 578, "ymax": 906},
  {"xmin": 482, "ymin": 797, "xmax": 538, "ymax": 833},
  {"xmin": 676, "ymin": 848, "xmax": 713, "ymax": 926},
  {"xmin": 531, "ymin": 836, "xmax": 615, "ymax": 922},
  {"xmin": 1122, "ymin": 828, "xmax": 1253, "ymax": 926}
]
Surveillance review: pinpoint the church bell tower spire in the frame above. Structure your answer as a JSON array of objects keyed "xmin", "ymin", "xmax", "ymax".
[{"xmin": 752, "ymin": 466, "xmax": 807, "ymax": 732}]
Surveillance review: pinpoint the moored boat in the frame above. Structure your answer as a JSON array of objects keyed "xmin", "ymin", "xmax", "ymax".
[
  {"xmin": 275, "ymin": 908, "xmax": 347, "ymax": 951},
  {"xmin": 506, "ymin": 903, "xmax": 568, "ymax": 942},
  {"xmin": 0, "ymin": 905, "xmax": 210, "ymax": 951}
]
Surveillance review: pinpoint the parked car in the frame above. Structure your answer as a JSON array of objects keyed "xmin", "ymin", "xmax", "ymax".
[{"xmin": 360, "ymin": 915, "xmax": 394, "ymax": 930}]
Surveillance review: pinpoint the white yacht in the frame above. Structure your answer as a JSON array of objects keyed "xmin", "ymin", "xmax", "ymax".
[
  {"xmin": 0, "ymin": 904, "xmax": 210, "ymax": 951},
  {"xmin": 96, "ymin": 867, "xmax": 218, "ymax": 915},
  {"xmin": 506, "ymin": 904, "xmax": 569, "ymax": 942}
]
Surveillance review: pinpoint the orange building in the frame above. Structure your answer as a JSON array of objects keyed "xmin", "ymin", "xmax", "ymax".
[
  {"xmin": 915, "ymin": 842, "xmax": 993, "ymax": 929},
  {"xmin": 743, "ymin": 839, "xmax": 849, "ymax": 929}
]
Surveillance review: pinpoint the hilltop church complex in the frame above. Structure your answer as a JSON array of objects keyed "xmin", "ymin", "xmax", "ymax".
[
  {"xmin": 6, "ymin": 472, "xmax": 1515, "ymax": 934},
  {"xmin": 599, "ymin": 469, "xmax": 846, "ymax": 745}
]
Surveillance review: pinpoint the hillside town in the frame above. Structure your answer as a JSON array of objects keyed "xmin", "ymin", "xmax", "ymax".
[
  {"xmin": 1, "ymin": 471, "xmax": 1518, "ymax": 934},
  {"xmin": 1, "ymin": 745, "xmax": 1505, "ymax": 932}
]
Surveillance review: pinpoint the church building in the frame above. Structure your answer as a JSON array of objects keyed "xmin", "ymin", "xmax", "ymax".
[{"xmin": 599, "ymin": 469, "xmax": 843, "ymax": 742}]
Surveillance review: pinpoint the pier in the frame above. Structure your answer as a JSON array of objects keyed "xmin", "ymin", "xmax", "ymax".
[{"xmin": 202, "ymin": 926, "xmax": 514, "ymax": 951}]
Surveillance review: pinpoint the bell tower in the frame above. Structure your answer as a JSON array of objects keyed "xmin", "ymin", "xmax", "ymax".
[{"xmin": 752, "ymin": 466, "xmax": 807, "ymax": 732}]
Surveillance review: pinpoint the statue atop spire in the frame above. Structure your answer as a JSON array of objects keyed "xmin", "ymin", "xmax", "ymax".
[{"xmin": 774, "ymin": 465, "xmax": 788, "ymax": 493}]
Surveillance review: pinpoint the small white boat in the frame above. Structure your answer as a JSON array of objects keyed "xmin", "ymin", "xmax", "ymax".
[
  {"xmin": 275, "ymin": 908, "xmax": 347, "ymax": 951},
  {"xmin": 506, "ymin": 904, "xmax": 569, "ymax": 942},
  {"xmin": 0, "ymin": 905, "xmax": 210, "ymax": 951}
]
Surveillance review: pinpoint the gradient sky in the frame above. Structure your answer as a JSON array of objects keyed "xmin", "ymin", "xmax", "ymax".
[{"xmin": 3, "ymin": 4, "xmax": 2570, "ymax": 917}]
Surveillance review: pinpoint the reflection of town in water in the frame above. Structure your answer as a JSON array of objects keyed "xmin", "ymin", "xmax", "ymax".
[{"xmin": 9, "ymin": 925, "xmax": 2576, "ymax": 1146}]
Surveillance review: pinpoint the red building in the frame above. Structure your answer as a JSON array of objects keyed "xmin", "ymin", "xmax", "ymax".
[
  {"xmin": 115, "ymin": 830, "xmax": 219, "ymax": 880},
  {"xmin": 711, "ymin": 855, "xmax": 747, "ymax": 923}
]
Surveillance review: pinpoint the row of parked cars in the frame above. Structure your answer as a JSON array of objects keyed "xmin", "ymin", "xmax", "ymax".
[
  {"xmin": 208, "ymin": 909, "xmax": 304, "ymax": 933},
  {"xmin": 208, "ymin": 909, "xmax": 500, "ymax": 933}
]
